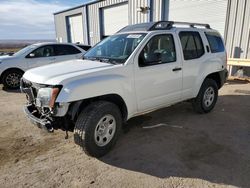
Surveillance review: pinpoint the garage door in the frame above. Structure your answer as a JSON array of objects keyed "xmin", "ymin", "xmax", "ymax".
[
  {"xmin": 68, "ymin": 14, "xmax": 84, "ymax": 43},
  {"xmin": 102, "ymin": 3, "xmax": 129, "ymax": 37},
  {"xmin": 168, "ymin": 0, "xmax": 228, "ymax": 37}
]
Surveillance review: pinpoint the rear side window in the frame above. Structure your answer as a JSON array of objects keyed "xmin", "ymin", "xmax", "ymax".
[
  {"xmin": 205, "ymin": 32, "xmax": 225, "ymax": 53},
  {"xmin": 179, "ymin": 31, "xmax": 204, "ymax": 60},
  {"xmin": 54, "ymin": 45, "xmax": 81, "ymax": 56}
]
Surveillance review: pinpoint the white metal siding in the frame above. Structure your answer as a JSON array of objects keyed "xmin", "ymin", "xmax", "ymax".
[
  {"xmin": 87, "ymin": 0, "xmax": 128, "ymax": 45},
  {"xmin": 68, "ymin": 14, "xmax": 84, "ymax": 43},
  {"xmin": 102, "ymin": 3, "xmax": 129, "ymax": 36},
  {"xmin": 54, "ymin": 7, "xmax": 85, "ymax": 43},
  {"xmin": 168, "ymin": 0, "xmax": 228, "ymax": 37},
  {"xmin": 225, "ymin": 0, "xmax": 250, "ymax": 59}
]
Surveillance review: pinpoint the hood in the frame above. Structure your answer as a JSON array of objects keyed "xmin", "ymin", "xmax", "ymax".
[
  {"xmin": 23, "ymin": 59, "xmax": 114, "ymax": 85},
  {"xmin": 0, "ymin": 55, "xmax": 14, "ymax": 61}
]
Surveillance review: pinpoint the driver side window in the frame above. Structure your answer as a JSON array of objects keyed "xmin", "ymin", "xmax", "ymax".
[
  {"xmin": 28, "ymin": 45, "xmax": 55, "ymax": 58},
  {"xmin": 139, "ymin": 34, "xmax": 176, "ymax": 67}
]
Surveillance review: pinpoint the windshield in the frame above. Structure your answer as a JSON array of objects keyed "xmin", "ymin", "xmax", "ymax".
[
  {"xmin": 13, "ymin": 45, "xmax": 36, "ymax": 57},
  {"xmin": 84, "ymin": 33, "xmax": 147, "ymax": 64}
]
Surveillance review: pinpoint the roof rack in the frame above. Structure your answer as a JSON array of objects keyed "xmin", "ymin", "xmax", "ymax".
[
  {"xmin": 149, "ymin": 21, "xmax": 211, "ymax": 30},
  {"xmin": 117, "ymin": 21, "xmax": 211, "ymax": 33}
]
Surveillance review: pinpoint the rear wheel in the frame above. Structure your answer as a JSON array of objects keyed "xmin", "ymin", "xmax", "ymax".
[
  {"xmin": 74, "ymin": 101, "xmax": 122, "ymax": 157},
  {"xmin": 192, "ymin": 78, "xmax": 218, "ymax": 113},
  {"xmin": 2, "ymin": 69, "xmax": 23, "ymax": 89}
]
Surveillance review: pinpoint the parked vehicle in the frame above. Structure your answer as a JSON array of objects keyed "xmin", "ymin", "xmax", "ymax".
[
  {"xmin": 0, "ymin": 43, "xmax": 88, "ymax": 89},
  {"xmin": 21, "ymin": 21, "xmax": 228, "ymax": 157},
  {"xmin": 76, "ymin": 44, "xmax": 92, "ymax": 51}
]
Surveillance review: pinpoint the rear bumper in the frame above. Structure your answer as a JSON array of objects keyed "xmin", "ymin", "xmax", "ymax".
[
  {"xmin": 219, "ymin": 69, "xmax": 228, "ymax": 87},
  {"xmin": 23, "ymin": 105, "xmax": 52, "ymax": 131}
]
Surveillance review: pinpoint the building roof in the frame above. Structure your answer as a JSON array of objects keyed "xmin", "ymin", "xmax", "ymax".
[{"xmin": 53, "ymin": 0, "xmax": 101, "ymax": 15}]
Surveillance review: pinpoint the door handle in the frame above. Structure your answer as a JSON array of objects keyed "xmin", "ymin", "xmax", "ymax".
[
  {"xmin": 172, "ymin": 67, "xmax": 182, "ymax": 72},
  {"xmin": 49, "ymin": 57, "xmax": 56, "ymax": 61}
]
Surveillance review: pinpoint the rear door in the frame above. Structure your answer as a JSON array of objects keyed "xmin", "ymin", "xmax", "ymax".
[
  {"xmin": 134, "ymin": 33, "xmax": 183, "ymax": 112},
  {"xmin": 54, "ymin": 44, "xmax": 83, "ymax": 62},
  {"xmin": 178, "ymin": 31, "xmax": 206, "ymax": 99},
  {"xmin": 26, "ymin": 45, "xmax": 56, "ymax": 68}
]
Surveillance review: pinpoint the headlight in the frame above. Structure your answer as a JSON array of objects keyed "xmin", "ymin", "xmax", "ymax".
[{"xmin": 36, "ymin": 87, "xmax": 61, "ymax": 108}]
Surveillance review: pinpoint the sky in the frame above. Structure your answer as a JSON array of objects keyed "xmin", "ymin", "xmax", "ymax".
[{"xmin": 0, "ymin": 0, "xmax": 92, "ymax": 40}]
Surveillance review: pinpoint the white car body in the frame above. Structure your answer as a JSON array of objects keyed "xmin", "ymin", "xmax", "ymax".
[
  {"xmin": 0, "ymin": 43, "xmax": 86, "ymax": 87},
  {"xmin": 21, "ymin": 21, "xmax": 228, "ymax": 157},
  {"xmin": 23, "ymin": 28, "xmax": 227, "ymax": 120}
]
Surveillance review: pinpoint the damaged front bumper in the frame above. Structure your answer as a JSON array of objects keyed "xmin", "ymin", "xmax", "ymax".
[{"xmin": 23, "ymin": 104, "xmax": 54, "ymax": 132}]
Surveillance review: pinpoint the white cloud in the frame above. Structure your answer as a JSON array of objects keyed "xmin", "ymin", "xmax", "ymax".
[{"xmin": 0, "ymin": 0, "xmax": 70, "ymax": 39}]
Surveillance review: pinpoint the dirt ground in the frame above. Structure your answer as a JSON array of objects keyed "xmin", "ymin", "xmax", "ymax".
[{"xmin": 0, "ymin": 81, "xmax": 249, "ymax": 188}]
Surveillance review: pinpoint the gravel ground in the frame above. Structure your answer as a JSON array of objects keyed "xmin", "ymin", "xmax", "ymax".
[{"xmin": 0, "ymin": 81, "xmax": 249, "ymax": 188}]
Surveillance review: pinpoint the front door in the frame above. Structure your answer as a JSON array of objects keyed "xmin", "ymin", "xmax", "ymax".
[
  {"xmin": 134, "ymin": 33, "xmax": 182, "ymax": 112},
  {"xmin": 26, "ymin": 45, "xmax": 56, "ymax": 69}
]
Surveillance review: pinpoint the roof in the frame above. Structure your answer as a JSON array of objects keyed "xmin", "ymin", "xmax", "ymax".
[
  {"xmin": 117, "ymin": 21, "xmax": 211, "ymax": 33},
  {"xmin": 31, "ymin": 42, "xmax": 86, "ymax": 46},
  {"xmin": 54, "ymin": 0, "xmax": 101, "ymax": 15}
]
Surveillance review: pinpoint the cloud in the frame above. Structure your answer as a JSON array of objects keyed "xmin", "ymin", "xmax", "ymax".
[{"xmin": 0, "ymin": 0, "xmax": 70, "ymax": 39}]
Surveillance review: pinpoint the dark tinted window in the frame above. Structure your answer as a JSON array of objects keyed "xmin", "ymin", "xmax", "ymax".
[
  {"xmin": 54, "ymin": 45, "xmax": 81, "ymax": 56},
  {"xmin": 205, "ymin": 32, "xmax": 225, "ymax": 53},
  {"xmin": 139, "ymin": 34, "xmax": 176, "ymax": 67},
  {"xmin": 30, "ymin": 45, "xmax": 55, "ymax": 58},
  {"xmin": 77, "ymin": 45, "xmax": 91, "ymax": 51},
  {"xmin": 179, "ymin": 31, "xmax": 204, "ymax": 60}
]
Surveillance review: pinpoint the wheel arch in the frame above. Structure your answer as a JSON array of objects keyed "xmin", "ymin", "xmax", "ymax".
[
  {"xmin": 0, "ymin": 67, "xmax": 24, "ymax": 82},
  {"xmin": 205, "ymin": 72, "xmax": 222, "ymax": 89},
  {"xmin": 67, "ymin": 93, "xmax": 128, "ymax": 123}
]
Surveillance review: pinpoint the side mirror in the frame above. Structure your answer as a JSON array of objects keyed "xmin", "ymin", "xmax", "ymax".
[{"xmin": 28, "ymin": 53, "xmax": 35, "ymax": 58}]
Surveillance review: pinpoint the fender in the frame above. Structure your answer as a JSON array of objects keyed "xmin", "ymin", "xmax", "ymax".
[
  {"xmin": 56, "ymin": 73, "xmax": 137, "ymax": 119},
  {"xmin": 192, "ymin": 55, "xmax": 226, "ymax": 97}
]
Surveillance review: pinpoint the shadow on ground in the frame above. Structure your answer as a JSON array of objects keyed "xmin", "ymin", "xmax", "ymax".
[
  {"xmin": 100, "ymin": 94, "xmax": 250, "ymax": 187},
  {"xmin": 2, "ymin": 87, "xmax": 21, "ymax": 93}
]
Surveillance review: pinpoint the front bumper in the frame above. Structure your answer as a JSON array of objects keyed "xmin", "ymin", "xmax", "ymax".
[{"xmin": 23, "ymin": 104, "xmax": 53, "ymax": 131}]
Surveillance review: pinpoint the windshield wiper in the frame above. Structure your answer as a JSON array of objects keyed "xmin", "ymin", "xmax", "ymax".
[{"xmin": 84, "ymin": 56, "xmax": 121, "ymax": 65}]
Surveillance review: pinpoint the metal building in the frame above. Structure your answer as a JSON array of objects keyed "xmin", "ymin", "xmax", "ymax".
[{"xmin": 54, "ymin": 0, "xmax": 250, "ymax": 59}]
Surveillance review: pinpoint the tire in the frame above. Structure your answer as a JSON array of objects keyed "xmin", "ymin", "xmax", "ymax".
[
  {"xmin": 2, "ymin": 69, "xmax": 23, "ymax": 90},
  {"xmin": 74, "ymin": 101, "xmax": 122, "ymax": 157},
  {"xmin": 192, "ymin": 78, "xmax": 218, "ymax": 113}
]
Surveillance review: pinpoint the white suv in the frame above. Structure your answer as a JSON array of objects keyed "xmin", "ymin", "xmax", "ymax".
[
  {"xmin": 21, "ymin": 21, "xmax": 228, "ymax": 157},
  {"xmin": 0, "ymin": 43, "xmax": 87, "ymax": 89}
]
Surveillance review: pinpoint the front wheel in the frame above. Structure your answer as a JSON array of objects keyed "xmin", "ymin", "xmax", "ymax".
[
  {"xmin": 192, "ymin": 78, "xmax": 218, "ymax": 113},
  {"xmin": 2, "ymin": 69, "xmax": 23, "ymax": 89},
  {"xmin": 74, "ymin": 101, "xmax": 122, "ymax": 157}
]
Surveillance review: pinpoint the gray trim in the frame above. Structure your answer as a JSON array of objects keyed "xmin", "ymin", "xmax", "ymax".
[
  {"xmin": 99, "ymin": 7, "xmax": 104, "ymax": 39},
  {"xmin": 83, "ymin": 6, "xmax": 90, "ymax": 45},
  {"xmin": 149, "ymin": 0, "xmax": 153, "ymax": 22},
  {"xmin": 54, "ymin": 0, "xmax": 103, "ymax": 15},
  {"xmin": 161, "ymin": 0, "xmax": 169, "ymax": 20},
  {"xmin": 224, "ymin": 0, "xmax": 231, "ymax": 41}
]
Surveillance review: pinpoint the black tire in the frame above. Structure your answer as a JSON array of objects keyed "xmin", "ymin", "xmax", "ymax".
[
  {"xmin": 192, "ymin": 78, "xmax": 218, "ymax": 113},
  {"xmin": 74, "ymin": 101, "xmax": 122, "ymax": 157},
  {"xmin": 2, "ymin": 69, "xmax": 23, "ymax": 90}
]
